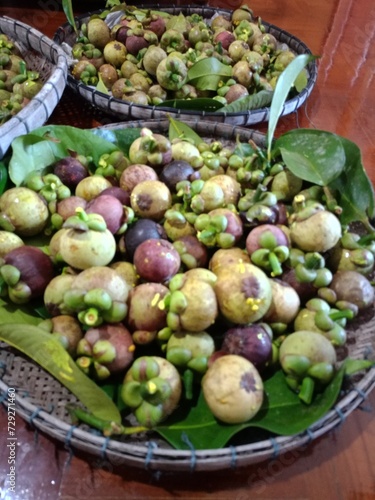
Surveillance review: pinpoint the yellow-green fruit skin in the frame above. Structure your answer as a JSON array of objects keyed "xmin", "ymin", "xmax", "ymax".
[{"xmin": 202, "ymin": 354, "xmax": 264, "ymax": 424}]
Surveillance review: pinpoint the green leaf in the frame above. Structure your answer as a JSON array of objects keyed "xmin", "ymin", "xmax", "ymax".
[
  {"xmin": 267, "ymin": 54, "xmax": 315, "ymax": 159},
  {"xmin": 0, "ymin": 160, "xmax": 8, "ymax": 195},
  {"xmin": 92, "ymin": 127, "xmax": 142, "ymax": 157},
  {"xmin": 0, "ymin": 323, "xmax": 121, "ymax": 423},
  {"xmin": 188, "ymin": 75, "xmax": 223, "ymax": 92},
  {"xmin": 157, "ymin": 98, "xmax": 224, "ymax": 111},
  {"xmin": 8, "ymin": 126, "xmax": 119, "ymax": 186},
  {"xmin": 344, "ymin": 358, "xmax": 375, "ymax": 376},
  {"xmin": 187, "ymin": 57, "xmax": 232, "ymax": 81},
  {"xmin": 294, "ymin": 69, "xmax": 308, "ymax": 93},
  {"xmin": 217, "ymin": 90, "xmax": 273, "ymax": 114},
  {"xmin": 168, "ymin": 117, "xmax": 204, "ymax": 146},
  {"xmin": 274, "ymin": 129, "xmax": 346, "ymax": 186},
  {"xmin": 330, "ymin": 136, "xmax": 375, "ymax": 225},
  {"xmin": 155, "ymin": 366, "xmax": 346, "ymax": 450},
  {"xmin": 96, "ymin": 74, "xmax": 110, "ymax": 95},
  {"xmin": 0, "ymin": 298, "xmax": 42, "ymax": 326},
  {"xmin": 61, "ymin": 0, "xmax": 77, "ymax": 34}
]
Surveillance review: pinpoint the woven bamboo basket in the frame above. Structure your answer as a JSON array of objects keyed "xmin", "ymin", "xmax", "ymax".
[
  {"xmin": 54, "ymin": 5, "xmax": 317, "ymax": 126},
  {"xmin": 0, "ymin": 119, "xmax": 373, "ymax": 472},
  {"xmin": 0, "ymin": 17, "xmax": 68, "ymax": 159}
]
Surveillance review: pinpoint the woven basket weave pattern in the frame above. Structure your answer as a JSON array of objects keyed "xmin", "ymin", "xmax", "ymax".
[
  {"xmin": 0, "ymin": 119, "xmax": 373, "ymax": 472},
  {"xmin": 0, "ymin": 17, "xmax": 67, "ymax": 159}
]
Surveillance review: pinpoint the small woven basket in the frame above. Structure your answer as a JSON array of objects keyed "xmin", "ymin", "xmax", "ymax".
[
  {"xmin": 54, "ymin": 5, "xmax": 317, "ymax": 126},
  {"xmin": 0, "ymin": 119, "xmax": 373, "ymax": 473},
  {"xmin": 0, "ymin": 17, "xmax": 68, "ymax": 159}
]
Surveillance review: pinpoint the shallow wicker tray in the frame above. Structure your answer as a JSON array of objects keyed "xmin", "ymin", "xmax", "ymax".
[
  {"xmin": 1, "ymin": 119, "xmax": 374, "ymax": 472},
  {"xmin": 0, "ymin": 17, "xmax": 68, "ymax": 160},
  {"xmin": 53, "ymin": 5, "xmax": 317, "ymax": 126}
]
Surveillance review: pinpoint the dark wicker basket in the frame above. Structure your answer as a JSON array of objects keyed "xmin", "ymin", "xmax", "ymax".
[
  {"xmin": 53, "ymin": 5, "xmax": 317, "ymax": 126},
  {"xmin": 0, "ymin": 17, "xmax": 68, "ymax": 159},
  {"xmin": 0, "ymin": 119, "xmax": 373, "ymax": 473}
]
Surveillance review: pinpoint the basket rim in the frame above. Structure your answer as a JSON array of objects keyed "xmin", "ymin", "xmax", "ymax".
[
  {"xmin": 0, "ymin": 355, "xmax": 374, "ymax": 471},
  {"xmin": 54, "ymin": 5, "xmax": 318, "ymax": 125},
  {"xmin": 0, "ymin": 16, "xmax": 68, "ymax": 159}
]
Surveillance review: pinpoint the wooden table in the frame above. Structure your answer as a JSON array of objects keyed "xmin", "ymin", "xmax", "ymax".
[{"xmin": 0, "ymin": 1, "xmax": 374, "ymax": 499}]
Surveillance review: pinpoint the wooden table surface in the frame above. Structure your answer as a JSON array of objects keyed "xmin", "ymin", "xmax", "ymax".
[{"xmin": 0, "ymin": 1, "xmax": 374, "ymax": 499}]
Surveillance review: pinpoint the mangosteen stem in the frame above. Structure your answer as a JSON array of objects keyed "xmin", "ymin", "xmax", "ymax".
[
  {"xmin": 183, "ymin": 368, "xmax": 194, "ymax": 400},
  {"xmin": 329, "ymin": 309, "xmax": 355, "ymax": 321},
  {"xmin": 268, "ymin": 251, "xmax": 283, "ymax": 276},
  {"xmin": 78, "ymin": 307, "xmax": 102, "ymax": 327},
  {"xmin": 67, "ymin": 405, "xmax": 148, "ymax": 436},
  {"xmin": 298, "ymin": 376, "xmax": 315, "ymax": 405}
]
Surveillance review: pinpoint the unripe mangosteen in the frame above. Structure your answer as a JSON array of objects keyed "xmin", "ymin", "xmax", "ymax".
[
  {"xmin": 221, "ymin": 324, "xmax": 272, "ymax": 371},
  {"xmin": 0, "ymin": 187, "xmax": 49, "ymax": 237},
  {"xmin": 133, "ymin": 238, "xmax": 181, "ymax": 283},
  {"xmin": 0, "ymin": 231, "xmax": 24, "ymax": 258},
  {"xmin": 130, "ymin": 180, "xmax": 172, "ymax": 221},
  {"xmin": 53, "ymin": 157, "xmax": 89, "ymax": 191},
  {"xmin": 2, "ymin": 246, "xmax": 55, "ymax": 303},
  {"xmin": 75, "ymin": 175, "xmax": 112, "ymax": 201}
]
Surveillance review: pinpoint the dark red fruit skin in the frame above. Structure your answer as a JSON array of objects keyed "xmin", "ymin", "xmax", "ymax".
[
  {"xmin": 122, "ymin": 218, "xmax": 167, "ymax": 260},
  {"xmin": 84, "ymin": 323, "xmax": 135, "ymax": 373},
  {"xmin": 159, "ymin": 160, "xmax": 199, "ymax": 192},
  {"xmin": 4, "ymin": 246, "xmax": 55, "ymax": 297},
  {"xmin": 133, "ymin": 238, "xmax": 181, "ymax": 283},
  {"xmin": 100, "ymin": 186, "xmax": 130, "ymax": 206},
  {"xmin": 53, "ymin": 157, "xmax": 88, "ymax": 190},
  {"xmin": 174, "ymin": 234, "xmax": 208, "ymax": 268},
  {"xmin": 221, "ymin": 325, "xmax": 272, "ymax": 371}
]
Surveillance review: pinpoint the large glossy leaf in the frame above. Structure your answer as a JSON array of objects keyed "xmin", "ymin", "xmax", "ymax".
[
  {"xmin": 330, "ymin": 136, "xmax": 375, "ymax": 224},
  {"xmin": 267, "ymin": 54, "xmax": 315, "ymax": 158},
  {"xmin": 188, "ymin": 75, "xmax": 223, "ymax": 92},
  {"xmin": 0, "ymin": 323, "xmax": 122, "ymax": 423},
  {"xmin": 92, "ymin": 127, "xmax": 142, "ymax": 156},
  {"xmin": 217, "ymin": 90, "xmax": 273, "ymax": 113},
  {"xmin": 274, "ymin": 129, "xmax": 346, "ymax": 186},
  {"xmin": 155, "ymin": 366, "xmax": 346, "ymax": 450},
  {"xmin": 187, "ymin": 57, "xmax": 232, "ymax": 81},
  {"xmin": 8, "ymin": 126, "xmax": 119, "ymax": 186}
]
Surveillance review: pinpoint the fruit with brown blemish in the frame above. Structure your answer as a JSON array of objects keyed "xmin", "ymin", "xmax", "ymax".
[{"xmin": 202, "ymin": 354, "xmax": 264, "ymax": 423}]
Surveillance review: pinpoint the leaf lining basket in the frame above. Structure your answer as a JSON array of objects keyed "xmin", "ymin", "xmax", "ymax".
[
  {"xmin": 0, "ymin": 119, "xmax": 373, "ymax": 472},
  {"xmin": 53, "ymin": 5, "xmax": 318, "ymax": 126},
  {"xmin": 0, "ymin": 17, "xmax": 68, "ymax": 159}
]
